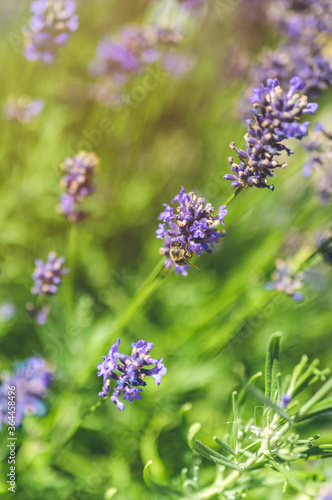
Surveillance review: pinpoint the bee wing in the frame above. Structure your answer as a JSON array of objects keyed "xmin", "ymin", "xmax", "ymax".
[
  {"xmin": 183, "ymin": 256, "xmax": 200, "ymax": 271},
  {"xmin": 162, "ymin": 257, "xmax": 172, "ymax": 275}
]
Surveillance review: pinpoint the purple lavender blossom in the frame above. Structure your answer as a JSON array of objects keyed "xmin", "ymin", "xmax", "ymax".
[
  {"xmin": 267, "ymin": 0, "xmax": 332, "ymax": 39},
  {"xmin": 26, "ymin": 302, "xmax": 51, "ymax": 325},
  {"xmin": 225, "ymin": 77, "xmax": 318, "ymax": 191},
  {"xmin": 250, "ymin": 44, "xmax": 332, "ymax": 99},
  {"xmin": 31, "ymin": 252, "xmax": 68, "ymax": 296},
  {"xmin": 23, "ymin": 0, "xmax": 78, "ymax": 64},
  {"xmin": 280, "ymin": 393, "xmax": 292, "ymax": 408},
  {"xmin": 178, "ymin": 0, "xmax": 208, "ymax": 11},
  {"xmin": 3, "ymin": 96, "xmax": 43, "ymax": 123},
  {"xmin": 162, "ymin": 53, "xmax": 196, "ymax": 78},
  {"xmin": 90, "ymin": 25, "xmax": 194, "ymax": 107},
  {"xmin": 318, "ymin": 484, "xmax": 332, "ymax": 500},
  {"xmin": 265, "ymin": 259, "xmax": 304, "ymax": 301},
  {"xmin": 0, "ymin": 302, "xmax": 16, "ymax": 322},
  {"xmin": 58, "ymin": 151, "xmax": 100, "ymax": 221},
  {"xmin": 0, "ymin": 357, "xmax": 53, "ymax": 429},
  {"xmin": 97, "ymin": 339, "xmax": 167, "ymax": 411},
  {"xmin": 157, "ymin": 187, "xmax": 227, "ymax": 275},
  {"xmin": 302, "ymin": 123, "xmax": 332, "ymax": 204},
  {"xmin": 90, "ymin": 25, "xmax": 160, "ymax": 82},
  {"xmin": 241, "ymin": 0, "xmax": 332, "ymax": 123}
]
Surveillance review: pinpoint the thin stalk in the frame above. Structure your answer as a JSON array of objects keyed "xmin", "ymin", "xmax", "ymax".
[
  {"xmin": 225, "ymin": 186, "xmax": 244, "ymax": 206},
  {"xmin": 108, "ymin": 257, "xmax": 165, "ymax": 338},
  {"xmin": 52, "ymin": 398, "xmax": 106, "ymax": 458}
]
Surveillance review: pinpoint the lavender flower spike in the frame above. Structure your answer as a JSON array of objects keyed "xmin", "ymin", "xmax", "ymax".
[
  {"xmin": 3, "ymin": 96, "xmax": 43, "ymax": 123},
  {"xmin": 0, "ymin": 357, "xmax": 53, "ymax": 429},
  {"xmin": 302, "ymin": 122, "xmax": 332, "ymax": 204},
  {"xmin": 265, "ymin": 259, "xmax": 304, "ymax": 301},
  {"xmin": 23, "ymin": 0, "xmax": 78, "ymax": 64},
  {"xmin": 97, "ymin": 339, "xmax": 167, "ymax": 411},
  {"xmin": 58, "ymin": 151, "xmax": 100, "ymax": 222},
  {"xmin": 225, "ymin": 77, "xmax": 318, "ymax": 191},
  {"xmin": 157, "ymin": 187, "xmax": 227, "ymax": 275},
  {"xmin": 31, "ymin": 251, "xmax": 68, "ymax": 296}
]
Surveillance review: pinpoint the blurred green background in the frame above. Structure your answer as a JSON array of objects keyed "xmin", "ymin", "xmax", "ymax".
[{"xmin": 0, "ymin": 1, "xmax": 331, "ymax": 498}]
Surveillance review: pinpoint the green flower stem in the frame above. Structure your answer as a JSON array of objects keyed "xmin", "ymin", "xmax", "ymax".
[
  {"xmin": 63, "ymin": 223, "xmax": 78, "ymax": 315},
  {"xmin": 225, "ymin": 186, "xmax": 244, "ymax": 206},
  {"xmin": 84, "ymin": 257, "xmax": 166, "ymax": 381},
  {"xmin": 52, "ymin": 398, "xmax": 106, "ymax": 458},
  {"xmin": 108, "ymin": 257, "xmax": 165, "ymax": 339}
]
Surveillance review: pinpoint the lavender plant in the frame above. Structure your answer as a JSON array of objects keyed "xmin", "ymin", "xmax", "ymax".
[
  {"xmin": 156, "ymin": 186, "xmax": 227, "ymax": 275},
  {"xmin": 3, "ymin": 96, "xmax": 43, "ymax": 123},
  {"xmin": 302, "ymin": 123, "xmax": 332, "ymax": 204},
  {"xmin": 249, "ymin": 0, "xmax": 332, "ymax": 96},
  {"xmin": 90, "ymin": 24, "xmax": 194, "ymax": 106},
  {"xmin": 265, "ymin": 259, "xmax": 304, "ymax": 301},
  {"xmin": 178, "ymin": 0, "xmax": 208, "ymax": 11},
  {"xmin": 0, "ymin": 357, "xmax": 53, "ymax": 429},
  {"xmin": 97, "ymin": 339, "xmax": 167, "ymax": 411},
  {"xmin": 1, "ymin": 0, "xmax": 332, "ymax": 498},
  {"xmin": 225, "ymin": 77, "xmax": 318, "ymax": 191},
  {"xmin": 58, "ymin": 151, "xmax": 100, "ymax": 221},
  {"xmin": 31, "ymin": 251, "xmax": 68, "ymax": 296},
  {"xmin": 145, "ymin": 335, "xmax": 332, "ymax": 499},
  {"xmin": 23, "ymin": 0, "xmax": 78, "ymax": 64}
]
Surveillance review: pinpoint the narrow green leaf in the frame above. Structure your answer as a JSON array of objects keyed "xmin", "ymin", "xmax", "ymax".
[
  {"xmin": 265, "ymin": 334, "xmax": 281, "ymax": 406},
  {"xmin": 298, "ymin": 377, "xmax": 332, "ymax": 418},
  {"xmin": 298, "ymin": 397, "xmax": 332, "ymax": 421},
  {"xmin": 288, "ymin": 355, "xmax": 309, "ymax": 394},
  {"xmin": 299, "ymin": 444, "xmax": 332, "ymax": 460},
  {"xmin": 232, "ymin": 391, "xmax": 239, "ymax": 452},
  {"xmin": 269, "ymin": 459, "xmax": 307, "ymax": 494},
  {"xmin": 254, "ymin": 405, "xmax": 264, "ymax": 427},
  {"xmin": 238, "ymin": 371, "xmax": 262, "ymax": 404},
  {"xmin": 213, "ymin": 436, "xmax": 237, "ymax": 457},
  {"xmin": 248, "ymin": 384, "xmax": 292, "ymax": 424},
  {"xmin": 293, "ymin": 359, "xmax": 321, "ymax": 396},
  {"xmin": 191, "ymin": 439, "xmax": 242, "ymax": 471},
  {"xmin": 188, "ymin": 424, "xmax": 241, "ymax": 471},
  {"xmin": 188, "ymin": 422, "xmax": 202, "ymax": 443}
]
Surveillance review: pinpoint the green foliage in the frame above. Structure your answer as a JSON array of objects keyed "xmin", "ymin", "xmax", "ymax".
[
  {"xmin": 146, "ymin": 336, "xmax": 332, "ymax": 499},
  {"xmin": 0, "ymin": 1, "xmax": 331, "ymax": 499}
]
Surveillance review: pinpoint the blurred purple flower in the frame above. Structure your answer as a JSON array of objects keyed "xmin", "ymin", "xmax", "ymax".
[
  {"xmin": 36, "ymin": 304, "xmax": 51, "ymax": 324},
  {"xmin": 250, "ymin": 44, "xmax": 332, "ymax": 99},
  {"xmin": 0, "ymin": 357, "xmax": 53, "ymax": 429},
  {"xmin": 31, "ymin": 252, "xmax": 68, "ymax": 296},
  {"xmin": 178, "ymin": 0, "xmax": 208, "ymax": 11},
  {"xmin": 162, "ymin": 53, "xmax": 195, "ymax": 78},
  {"xmin": 90, "ymin": 24, "xmax": 193, "ymax": 107},
  {"xmin": 302, "ymin": 122, "xmax": 332, "ymax": 204},
  {"xmin": 318, "ymin": 484, "xmax": 332, "ymax": 500},
  {"xmin": 58, "ymin": 151, "xmax": 100, "ymax": 221},
  {"xmin": 0, "ymin": 302, "xmax": 16, "ymax": 322},
  {"xmin": 97, "ymin": 339, "xmax": 166, "ymax": 411},
  {"xmin": 225, "ymin": 77, "xmax": 318, "ymax": 191},
  {"xmin": 280, "ymin": 393, "xmax": 292, "ymax": 408},
  {"xmin": 157, "ymin": 186, "xmax": 227, "ymax": 275},
  {"xmin": 91, "ymin": 25, "xmax": 160, "ymax": 81},
  {"xmin": 23, "ymin": 0, "xmax": 78, "ymax": 63},
  {"xmin": 265, "ymin": 259, "xmax": 304, "ymax": 301},
  {"xmin": 3, "ymin": 96, "xmax": 43, "ymax": 123},
  {"xmin": 267, "ymin": 0, "xmax": 332, "ymax": 40}
]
